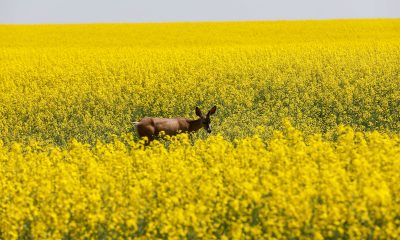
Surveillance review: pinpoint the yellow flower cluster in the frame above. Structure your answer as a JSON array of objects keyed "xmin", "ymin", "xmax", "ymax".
[
  {"xmin": 1, "ymin": 125, "xmax": 400, "ymax": 239},
  {"xmin": 0, "ymin": 20, "xmax": 399, "ymax": 144},
  {"xmin": 1, "ymin": 19, "xmax": 400, "ymax": 238}
]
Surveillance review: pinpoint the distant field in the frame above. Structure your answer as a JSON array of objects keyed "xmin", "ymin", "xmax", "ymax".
[
  {"xmin": 1, "ymin": 20, "xmax": 400, "ymax": 239},
  {"xmin": 1, "ymin": 19, "xmax": 399, "ymax": 144}
]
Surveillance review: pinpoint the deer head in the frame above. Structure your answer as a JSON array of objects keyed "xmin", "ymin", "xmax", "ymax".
[{"xmin": 195, "ymin": 106, "xmax": 217, "ymax": 133}]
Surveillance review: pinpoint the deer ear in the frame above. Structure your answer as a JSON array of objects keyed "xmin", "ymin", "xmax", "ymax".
[
  {"xmin": 195, "ymin": 107, "xmax": 202, "ymax": 117},
  {"xmin": 208, "ymin": 106, "xmax": 217, "ymax": 116}
]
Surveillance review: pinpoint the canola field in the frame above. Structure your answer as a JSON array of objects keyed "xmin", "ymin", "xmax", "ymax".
[{"xmin": 1, "ymin": 19, "xmax": 400, "ymax": 239}]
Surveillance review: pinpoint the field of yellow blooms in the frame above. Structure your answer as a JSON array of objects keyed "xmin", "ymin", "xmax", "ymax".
[{"xmin": 1, "ymin": 19, "xmax": 400, "ymax": 239}]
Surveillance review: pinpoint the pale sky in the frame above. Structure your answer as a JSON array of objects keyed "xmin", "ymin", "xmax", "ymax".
[{"xmin": 0, "ymin": 0, "xmax": 399, "ymax": 24}]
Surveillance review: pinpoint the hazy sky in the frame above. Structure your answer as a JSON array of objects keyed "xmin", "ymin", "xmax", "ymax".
[{"xmin": 1, "ymin": 0, "xmax": 399, "ymax": 24}]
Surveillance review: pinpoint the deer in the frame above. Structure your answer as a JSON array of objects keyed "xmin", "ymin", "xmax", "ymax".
[{"xmin": 132, "ymin": 106, "xmax": 216, "ymax": 143}]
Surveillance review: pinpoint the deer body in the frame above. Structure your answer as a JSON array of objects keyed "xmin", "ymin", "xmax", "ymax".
[{"xmin": 133, "ymin": 106, "xmax": 216, "ymax": 143}]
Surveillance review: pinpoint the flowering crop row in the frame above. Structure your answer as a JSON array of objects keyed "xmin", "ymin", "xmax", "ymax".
[{"xmin": 1, "ymin": 125, "xmax": 400, "ymax": 239}]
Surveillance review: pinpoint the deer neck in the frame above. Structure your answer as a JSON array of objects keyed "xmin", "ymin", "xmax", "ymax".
[{"xmin": 188, "ymin": 118, "xmax": 203, "ymax": 132}]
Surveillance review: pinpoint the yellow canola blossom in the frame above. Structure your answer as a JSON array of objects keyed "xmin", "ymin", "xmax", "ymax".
[{"xmin": 1, "ymin": 126, "xmax": 400, "ymax": 239}]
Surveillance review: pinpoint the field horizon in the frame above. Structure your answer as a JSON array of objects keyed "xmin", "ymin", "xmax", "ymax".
[{"xmin": 1, "ymin": 17, "xmax": 399, "ymax": 26}]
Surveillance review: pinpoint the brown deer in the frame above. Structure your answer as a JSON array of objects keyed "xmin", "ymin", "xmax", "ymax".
[{"xmin": 132, "ymin": 106, "xmax": 216, "ymax": 143}]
